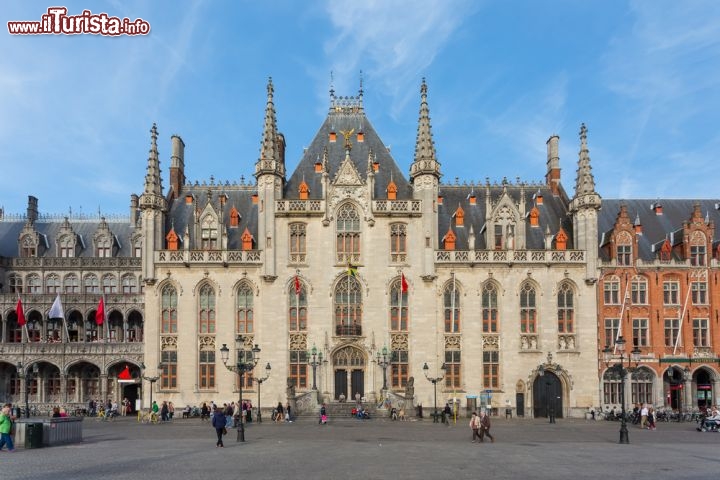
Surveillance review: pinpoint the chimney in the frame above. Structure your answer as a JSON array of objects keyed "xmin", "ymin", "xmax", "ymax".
[
  {"xmin": 26, "ymin": 195, "xmax": 39, "ymax": 223},
  {"xmin": 169, "ymin": 135, "xmax": 186, "ymax": 200},
  {"xmin": 546, "ymin": 135, "xmax": 560, "ymax": 195},
  {"xmin": 130, "ymin": 194, "xmax": 138, "ymax": 225}
]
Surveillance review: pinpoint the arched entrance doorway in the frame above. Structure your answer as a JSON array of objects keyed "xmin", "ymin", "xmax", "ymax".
[
  {"xmin": 332, "ymin": 346, "xmax": 365, "ymax": 401},
  {"xmin": 533, "ymin": 372, "xmax": 563, "ymax": 418},
  {"xmin": 695, "ymin": 369, "xmax": 713, "ymax": 409},
  {"xmin": 663, "ymin": 367, "xmax": 686, "ymax": 410}
]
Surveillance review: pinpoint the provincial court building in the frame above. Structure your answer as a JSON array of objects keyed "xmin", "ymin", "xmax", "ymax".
[{"xmin": 1, "ymin": 78, "xmax": 717, "ymax": 418}]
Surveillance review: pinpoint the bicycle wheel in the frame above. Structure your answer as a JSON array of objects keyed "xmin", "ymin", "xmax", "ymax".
[{"xmin": 150, "ymin": 412, "xmax": 159, "ymax": 424}]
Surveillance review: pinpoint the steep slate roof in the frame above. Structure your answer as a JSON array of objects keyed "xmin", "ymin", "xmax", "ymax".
[
  {"xmin": 284, "ymin": 97, "xmax": 412, "ymax": 201},
  {"xmin": 0, "ymin": 216, "xmax": 137, "ymax": 258},
  {"xmin": 166, "ymin": 185, "xmax": 257, "ymax": 250},
  {"xmin": 598, "ymin": 199, "xmax": 720, "ymax": 261},
  {"xmin": 438, "ymin": 183, "xmax": 572, "ymax": 250}
]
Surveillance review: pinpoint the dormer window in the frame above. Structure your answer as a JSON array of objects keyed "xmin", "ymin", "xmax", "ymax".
[
  {"xmin": 555, "ymin": 227, "xmax": 568, "ymax": 250},
  {"xmin": 241, "ymin": 228, "xmax": 254, "ymax": 251},
  {"xmin": 387, "ymin": 181, "xmax": 397, "ymax": 200},
  {"xmin": 96, "ymin": 237, "xmax": 112, "ymax": 258},
  {"xmin": 229, "ymin": 206, "xmax": 240, "ymax": 228},
  {"xmin": 443, "ymin": 227, "xmax": 456, "ymax": 250},
  {"xmin": 20, "ymin": 234, "xmax": 36, "ymax": 258},
  {"xmin": 166, "ymin": 228, "xmax": 179, "ymax": 251},
  {"xmin": 454, "ymin": 205, "xmax": 464, "ymax": 227},
  {"xmin": 660, "ymin": 239, "xmax": 672, "ymax": 262},
  {"xmin": 690, "ymin": 245, "xmax": 706, "ymax": 266},
  {"xmin": 529, "ymin": 207, "xmax": 540, "ymax": 227},
  {"xmin": 201, "ymin": 215, "xmax": 218, "ymax": 250},
  {"xmin": 299, "ymin": 180, "xmax": 309, "ymax": 200}
]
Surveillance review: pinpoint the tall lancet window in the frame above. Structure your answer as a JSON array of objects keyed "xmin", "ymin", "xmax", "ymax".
[
  {"xmin": 336, "ymin": 203, "xmax": 360, "ymax": 264},
  {"xmin": 334, "ymin": 275, "xmax": 362, "ymax": 336}
]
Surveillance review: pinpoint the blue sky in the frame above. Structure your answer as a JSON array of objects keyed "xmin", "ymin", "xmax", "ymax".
[{"xmin": 1, "ymin": 0, "xmax": 719, "ymax": 216}]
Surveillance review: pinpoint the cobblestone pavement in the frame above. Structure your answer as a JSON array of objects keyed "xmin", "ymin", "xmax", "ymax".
[{"xmin": 3, "ymin": 415, "xmax": 720, "ymax": 480}]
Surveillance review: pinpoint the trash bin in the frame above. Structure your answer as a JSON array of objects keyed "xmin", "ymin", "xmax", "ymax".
[{"xmin": 25, "ymin": 422, "xmax": 44, "ymax": 448}]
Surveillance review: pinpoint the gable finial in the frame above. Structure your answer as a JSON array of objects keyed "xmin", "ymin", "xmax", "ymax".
[{"xmin": 330, "ymin": 70, "xmax": 335, "ymax": 100}]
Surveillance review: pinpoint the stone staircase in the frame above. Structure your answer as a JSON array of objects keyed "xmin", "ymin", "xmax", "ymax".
[{"xmin": 295, "ymin": 401, "xmax": 381, "ymax": 421}]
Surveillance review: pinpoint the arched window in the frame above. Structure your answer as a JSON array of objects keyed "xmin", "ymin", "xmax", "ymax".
[
  {"xmin": 121, "ymin": 274, "xmax": 138, "ymax": 294},
  {"xmin": 201, "ymin": 215, "xmax": 218, "ymax": 249},
  {"xmin": 631, "ymin": 368, "xmax": 653, "ymax": 405},
  {"xmin": 557, "ymin": 283, "xmax": 574, "ymax": 333},
  {"xmin": 64, "ymin": 274, "xmax": 79, "ymax": 293},
  {"xmin": 520, "ymin": 283, "xmax": 536, "ymax": 333},
  {"xmin": 288, "ymin": 283, "xmax": 307, "ymax": 331},
  {"xmin": 102, "ymin": 274, "xmax": 117, "ymax": 294},
  {"xmin": 336, "ymin": 203, "xmax": 360, "ymax": 264},
  {"xmin": 161, "ymin": 286, "xmax": 178, "ymax": 334},
  {"xmin": 199, "ymin": 344, "xmax": 215, "ymax": 389},
  {"xmin": 603, "ymin": 369, "xmax": 621, "ymax": 405},
  {"xmin": 198, "ymin": 284, "xmax": 215, "ymax": 334},
  {"xmin": 390, "ymin": 278, "xmax": 409, "ymax": 332},
  {"xmin": 45, "ymin": 274, "xmax": 60, "ymax": 294},
  {"xmin": 390, "ymin": 223, "xmax": 407, "ymax": 263},
  {"xmin": 444, "ymin": 279, "xmax": 460, "ymax": 333},
  {"xmin": 335, "ymin": 275, "xmax": 362, "ymax": 336},
  {"xmin": 289, "ymin": 223, "xmax": 307, "ymax": 264},
  {"xmin": 8, "ymin": 274, "xmax": 22, "ymax": 294},
  {"xmin": 604, "ymin": 275, "xmax": 620, "ymax": 305},
  {"xmin": 631, "ymin": 276, "xmax": 647, "ymax": 304},
  {"xmin": 26, "ymin": 311, "xmax": 42, "ymax": 342},
  {"xmin": 236, "ymin": 284, "xmax": 253, "ymax": 334},
  {"xmin": 482, "ymin": 283, "xmax": 499, "ymax": 333},
  {"xmin": 27, "ymin": 274, "xmax": 41, "ymax": 294},
  {"xmin": 84, "ymin": 274, "xmax": 99, "ymax": 294}
]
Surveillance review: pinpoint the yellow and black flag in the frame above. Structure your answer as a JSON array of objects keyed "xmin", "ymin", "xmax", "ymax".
[{"xmin": 347, "ymin": 262, "xmax": 358, "ymax": 277}]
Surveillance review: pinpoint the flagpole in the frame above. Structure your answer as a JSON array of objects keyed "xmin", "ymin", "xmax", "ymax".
[
  {"xmin": 673, "ymin": 277, "xmax": 694, "ymax": 355},
  {"xmin": 614, "ymin": 277, "xmax": 630, "ymax": 353}
]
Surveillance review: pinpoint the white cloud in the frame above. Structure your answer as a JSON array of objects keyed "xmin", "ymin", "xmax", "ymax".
[{"xmin": 322, "ymin": 0, "xmax": 480, "ymax": 116}]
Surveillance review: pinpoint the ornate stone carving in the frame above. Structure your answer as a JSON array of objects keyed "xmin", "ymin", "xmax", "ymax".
[
  {"xmin": 198, "ymin": 336, "xmax": 215, "ymax": 349},
  {"xmin": 289, "ymin": 333, "xmax": 307, "ymax": 351},
  {"xmin": 558, "ymin": 334, "xmax": 576, "ymax": 351},
  {"xmin": 390, "ymin": 333, "xmax": 408, "ymax": 352},
  {"xmin": 161, "ymin": 336, "xmax": 177, "ymax": 349},
  {"xmin": 520, "ymin": 335, "xmax": 538, "ymax": 351},
  {"xmin": 482, "ymin": 335, "xmax": 499, "ymax": 349},
  {"xmin": 445, "ymin": 334, "xmax": 461, "ymax": 349}
]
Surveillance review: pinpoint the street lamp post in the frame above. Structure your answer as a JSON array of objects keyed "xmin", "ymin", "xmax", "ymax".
[
  {"xmin": 307, "ymin": 345, "xmax": 323, "ymax": 391},
  {"xmin": 423, "ymin": 362, "xmax": 446, "ymax": 423},
  {"xmin": 255, "ymin": 362, "xmax": 271, "ymax": 423},
  {"xmin": 220, "ymin": 335, "xmax": 260, "ymax": 442},
  {"xmin": 17, "ymin": 362, "xmax": 39, "ymax": 418},
  {"xmin": 602, "ymin": 335, "xmax": 641, "ymax": 444},
  {"xmin": 376, "ymin": 346, "xmax": 391, "ymax": 392},
  {"xmin": 140, "ymin": 362, "xmax": 161, "ymax": 411}
]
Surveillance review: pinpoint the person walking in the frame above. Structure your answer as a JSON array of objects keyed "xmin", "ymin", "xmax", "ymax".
[
  {"xmin": 161, "ymin": 401, "xmax": 169, "ymax": 422},
  {"xmin": 285, "ymin": 402, "xmax": 292, "ymax": 422},
  {"xmin": 479, "ymin": 410, "xmax": 494, "ymax": 442},
  {"xmin": 212, "ymin": 408, "xmax": 226, "ymax": 448},
  {"xmin": 469, "ymin": 411, "xmax": 482, "ymax": 443},
  {"xmin": 275, "ymin": 402, "xmax": 284, "ymax": 423},
  {"xmin": 168, "ymin": 401, "xmax": 175, "ymax": 420},
  {"xmin": 647, "ymin": 406, "xmax": 656, "ymax": 430},
  {"xmin": 640, "ymin": 404, "xmax": 648, "ymax": 429},
  {"xmin": 443, "ymin": 403, "xmax": 452, "ymax": 426},
  {"xmin": 319, "ymin": 404, "xmax": 327, "ymax": 424},
  {"xmin": 0, "ymin": 404, "xmax": 15, "ymax": 452}
]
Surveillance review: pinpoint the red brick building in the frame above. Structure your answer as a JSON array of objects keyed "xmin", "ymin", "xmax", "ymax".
[{"xmin": 598, "ymin": 200, "xmax": 720, "ymax": 412}]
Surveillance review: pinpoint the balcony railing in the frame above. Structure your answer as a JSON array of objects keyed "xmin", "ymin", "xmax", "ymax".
[
  {"xmin": 436, "ymin": 249, "xmax": 585, "ymax": 264},
  {"xmin": 155, "ymin": 250, "xmax": 263, "ymax": 265},
  {"xmin": 0, "ymin": 342, "xmax": 144, "ymax": 355}
]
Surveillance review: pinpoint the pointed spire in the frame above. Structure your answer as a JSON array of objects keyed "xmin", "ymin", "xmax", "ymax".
[
  {"xmin": 359, "ymin": 70, "xmax": 364, "ymax": 98},
  {"xmin": 410, "ymin": 78, "xmax": 441, "ymax": 182},
  {"xmin": 569, "ymin": 123, "xmax": 601, "ymax": 213},
  {"xmin": 144, "ymin": 123, "xmax": 162, "ymax": 196},
  {"xmin": 255, "ymin": 77, "xmax": 285, "ymax": 179}
]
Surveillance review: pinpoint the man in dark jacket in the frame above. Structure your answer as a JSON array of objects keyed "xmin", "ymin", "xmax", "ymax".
[{"xmin": 212, "ymin": 408, "xmax": 226, "ymax": 447}]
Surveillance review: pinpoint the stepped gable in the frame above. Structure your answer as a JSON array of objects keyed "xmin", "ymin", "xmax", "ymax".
[
  {"xmin": 0, "ymin": 214, "xmax": 136, "ymax": 258},
  {"xmin": 166, "ymin": 184, "xmax": 257, "ymax": 250},
  {"xmin": 285, "ymin": 95, "xmax": 411, "ymax": 200},
  {"xmin": 598, "ymin": 199, "xmax": 720, "ymax": 261},
  {"xmin": 437, "ymin": 183, "xmax": 570, "ymax": 250}
]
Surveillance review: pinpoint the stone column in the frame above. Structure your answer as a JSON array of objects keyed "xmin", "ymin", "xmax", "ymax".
[
  {"xmin": 100, "ymin": 374, "xmax": 108, "ymax": 403},
  {"xmin": 60, "ymin": 373, "xmax": 68, "ymax": 404},
  {"xmin": 685, "ymin": 375, "xmax": 693, "ymax": 412}
]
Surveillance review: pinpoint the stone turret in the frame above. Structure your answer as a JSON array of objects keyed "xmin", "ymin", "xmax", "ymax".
[
  {"xmin": 410, "ymin": 79, "xmax": 440, "ymax": 280},
  {"xmin": 254, "ymin": 78, "xmax": 284, "ymax": 280},
  {"xmin": 569, "ymin": 123, "xmax": 601, "ymax": 282},
  {"xmin": 138, "ymin": 123, "xmax": 167, "ymax": 285}
]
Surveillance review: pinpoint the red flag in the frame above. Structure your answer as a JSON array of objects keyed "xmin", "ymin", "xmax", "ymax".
[
  {"xmin": 16, "ymin": 298, "xmax": 26, "ymax": 326},
  {"xmin": 294, "ymin": 275, "xmax": 301, "ymax": 295},
  {"xmin": 401, "ymin": 272, "xmax": 408, "ymax": 293},
  {"xmin": 95, "ymin": 297, "xmax": 105, "ymax": 325}
]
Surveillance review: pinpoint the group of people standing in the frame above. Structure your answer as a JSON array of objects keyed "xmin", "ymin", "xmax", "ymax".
[{"xmin": 209, "ymin": 400, "xmax": 261, "ymax": 447}]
